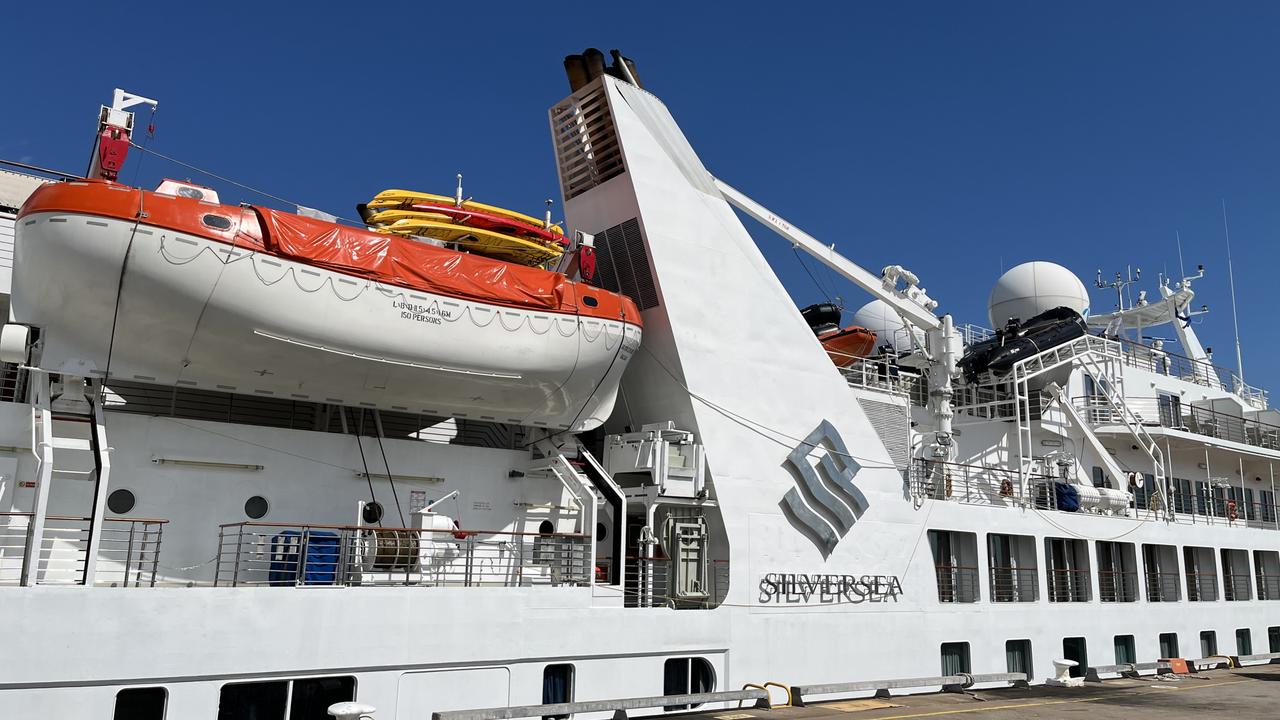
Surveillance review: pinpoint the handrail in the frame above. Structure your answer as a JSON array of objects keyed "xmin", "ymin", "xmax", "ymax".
[
  {"xmin": 216, "ymin": 520, "xmax": 586, "ymax": 538},
  {"xmin": 789, "ymin": 672, "xmax": 1026, "ymax": 706},
  {"xmin": 0, "ymin": 511, "xmax": 170, "ymax": 524},
  {"xmin": 432, "ymin": 688, "xmax": 770, "ymax": 720}
]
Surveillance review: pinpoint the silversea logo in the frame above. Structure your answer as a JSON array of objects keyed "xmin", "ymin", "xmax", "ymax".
[{"xmin": 780, "ymin": 420, "xmax": 868, "ymax": 557}]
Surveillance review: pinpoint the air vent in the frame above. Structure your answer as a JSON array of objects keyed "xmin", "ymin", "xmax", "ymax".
[
  {"xmin": 591, "ymin": 218, "xmax": 658, "ymax": 311},
  {"xmin": 550, "ymin": 81, "xmax": 625, "ymax": 200},
  {"xmin": 857, "ymin": 397, "xmax": 910, "ymax": 472}
]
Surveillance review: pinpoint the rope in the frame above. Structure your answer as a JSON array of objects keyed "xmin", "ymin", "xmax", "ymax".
[
  {"xmin": 126, "ymin": 141, "xmax": 358, "ymax": 224},
  {"xmin": 372, "ymin": 414, "xmax": 408, "ymax": 527},
  {"xmin": 350, "ymin": 408, "xmax": 383, "ymax": 528}
]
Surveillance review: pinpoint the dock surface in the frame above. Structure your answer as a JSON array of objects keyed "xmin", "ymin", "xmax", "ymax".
[{"xmin": 684, "ymin": 665, "xmax": 1280, "ymax": 720}]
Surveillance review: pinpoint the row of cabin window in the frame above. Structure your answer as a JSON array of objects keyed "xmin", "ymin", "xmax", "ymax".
[
  {"xmin": 942, "ymin": 627, "xmax": 1280, "ymax": 679},
  {"xmin": 929, "ymin": 530, "xmax": 1280, "ymax": 603},
  {"xmin": 112, "ymin": 659, "xmax": 715, "ymax": 720}
]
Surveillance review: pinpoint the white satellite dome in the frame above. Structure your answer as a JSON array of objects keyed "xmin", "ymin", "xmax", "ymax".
[
  {"xmin": 988, "ymin": 261, "xmax": 1089, "ymax": 328},
  {"xmin": 851, "ymin": 300, "xmax": 924, "ymax": 354}
]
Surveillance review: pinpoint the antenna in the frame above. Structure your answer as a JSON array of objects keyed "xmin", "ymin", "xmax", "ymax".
[
  {"xmin": 1175, "ymin": 231, "xmax": 1186, "ymax": 280},
  {"xmin": 1222, "ymin": 199, "xmax": 1244, "ymax": 385}
]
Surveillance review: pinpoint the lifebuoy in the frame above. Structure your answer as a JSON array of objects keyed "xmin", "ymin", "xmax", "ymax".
[{"xmin": 1227, "ymin": 499, "xmax": 1239, "ymax": 522}]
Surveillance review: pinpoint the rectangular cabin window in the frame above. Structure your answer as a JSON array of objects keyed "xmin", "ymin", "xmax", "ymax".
[
  {"xmin": 1062, "ymin": 637, "xmax": 1088, "ymax": 678},
  {"xmin": 1143, "ymin": 544, "xmax": 1180, "ymax": 602},
  {"xmin": 217, "ymin": 677, "xmax": 355, "ymax": 720},
  {"xmin": 1156, "ymin": 393, "xmax": 1181, "ymax": 425},
  {"xmin": 1159, "ymin": 633, "xmax": 1179, "ymax": 659},
  {"xmin": 542, "ymin": 664, "xmax": 574, "ymax": 720},
  {"xmin": 941, "ymin": 642, "xmax": 971, "ymax": 675},
  {"xmin": 1097, "ymin": 541, "xmax": 1138, "ymax": 602},
  {"xmin": 1222, "ymin": 549, "xmax": 1252, "ymax": 601},
  {"xmin": 929, "ymin": 530, "xmax": 979, "ymax": 603},
  {"xmin": 663, "ymin": 657, "xmax": 715, "ymax": 710},
  {"xmin": 115, "ymin": 687, "xmax": 167, "ymax": 720},
  {"xmin": 1261, "ymin": 490, "xmax": 1277, "ymax": 523},
  {"xmin": 1184, "ymin": 547, "xmax": 1218, "ymax": 602},
  {"xmin": 1270, "ymin": 627, "xmax": 1280, "ymax": 653},
  {"xmin": 988, "ymin": 533, "xmax": 1037, "ymax": 602},
  {"xmin": 1005, "ymin": 639, "xmax": 1033, "ymax": 679},
  {"xmin": 1114, "ymin": 635, "xmax": 1136, "ymax": 665},
  {"xmin": 1264, "ymin": 550, "xmax": 1280, "ymax": 600},
  {"xmin": 1200, "ymin": 631, "xmax": 1218, "ymax": 658},
  {"xmin": 1045, "ymin": 537, "xmax": 1091, "ymax": 602},
  {"xmin": 1237, "ymin": 629, "xmax": 1253, "ymax": 656},
  {"xmin": 1171, "ymin": 478, "xmax": 1193, "ymax": 515}
]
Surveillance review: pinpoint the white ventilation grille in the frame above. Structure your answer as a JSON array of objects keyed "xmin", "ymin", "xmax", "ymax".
[
  {"xmin": 857, "ymin": 397, "xmax": 910, "ymax": 471},
  {"xmin": 550, "ymin": 81, "xmax": 625, "ymax": 200},
  {"xmin": 591, "ymin": 218, "xmax": 658, "ymax": 311}
]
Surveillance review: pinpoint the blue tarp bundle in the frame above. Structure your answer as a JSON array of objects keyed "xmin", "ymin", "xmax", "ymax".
[
  {"xmin": 1054, "ymin": 482, "xmax": 1080, "ymax": 512},
  {"xmin": 268, "ymin": 530, "xmax": 340, "ymax": 586}
]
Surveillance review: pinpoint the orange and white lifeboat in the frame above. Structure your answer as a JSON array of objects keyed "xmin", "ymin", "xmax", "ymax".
[
  {"xmin": 11, "ymin": 180, "xmax": 642, "ymax": 431},
  {"xmin": 818, "ymin": 325, "xmax": 877, "ymax": 367}
]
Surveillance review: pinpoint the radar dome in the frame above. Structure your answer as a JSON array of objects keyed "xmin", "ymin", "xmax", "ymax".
[
  {"xmin": 988, "ymin": 261, "xmax": 1089, "ymax": 328},
  {"xmin": 851, "ymin": 300, "xmax": 925, "ymax": 354}
]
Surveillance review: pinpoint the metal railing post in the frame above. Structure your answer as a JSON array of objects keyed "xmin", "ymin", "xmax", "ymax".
[
  {"xmin": 231, "ymin": 525, "xmax": 244, "ymax": 588},
  {"xmin": 122, "ymin": 521, "xmax": 135, "ymax": 588},
  {"xmin": 149, "ymin": 522, "xmax": 162, "ymax": 587}
]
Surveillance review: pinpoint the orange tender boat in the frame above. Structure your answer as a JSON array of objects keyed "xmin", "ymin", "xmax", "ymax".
[{"xmin": 818, "ymin": 325, "xmax": 877, "ymax": 367}]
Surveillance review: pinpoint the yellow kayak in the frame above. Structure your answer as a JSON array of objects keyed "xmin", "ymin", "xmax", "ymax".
[
  {"xmin": 372, "ymin": 217, "xmax": 564, "ymax": 266},
  {"xmin": 367, "ymin": 189, "xmax": 565, "ymax": 237}
]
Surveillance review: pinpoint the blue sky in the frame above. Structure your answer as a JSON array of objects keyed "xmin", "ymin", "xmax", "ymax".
[{"xmin": 5, "ymin": 2, "xmax": 1279, "ymax": 386}]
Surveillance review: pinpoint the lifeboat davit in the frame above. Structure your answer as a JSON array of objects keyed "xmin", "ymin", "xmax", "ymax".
[{"xmin": 12, "ymin": 180, "xmax": 642, "ymax": 431}]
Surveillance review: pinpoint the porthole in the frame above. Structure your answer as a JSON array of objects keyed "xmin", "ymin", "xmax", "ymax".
[
  {"xmin": 177, "ymin": 187, "xmax": 205, "ymax": 200},
  {"xmin": 539, "ymin": 520, "xmax": 555, "ymax": 535},
  {"xmin": 362, "ymin": 501, "xmax": 384, "ymax": 525},
  {"xmin": 107, "ymin": 488, "xmax": 136, "ymax": 514},
  {"xmin": 582, "ymin": 295, "xmax": 599, "ymax": 307},
  {"xmin": 244, "ymin": 495, "xmax": 270, "ymax": 520},
  {"xmin": 202, "ymin": 214, "xmax": 232, "ymax": 230},
  {"xmin": 596, "ymin": 522, "xmax": 607, "ymax": 542}
]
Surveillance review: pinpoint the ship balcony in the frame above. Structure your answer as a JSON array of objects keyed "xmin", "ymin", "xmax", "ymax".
[
  {"xmin": 934, "ymin": 564, "xmax": 980, "ymax": 603},
  {"xmin": 1258, "ymin": 574, "xmax": 1280, "ymax": 600},
  {"xmin": 1185, "ymin": 571, "xmax": 1219, "ymax": 602},
  {"xmin": 1046, "ymin": 568, "xmax": 1092, "ymax": 603},
  {"xmin": 1144, "ymin": 571, "xmax": 1181, "ymax": 602},
  {"xmin": 1073, "ymin": 396, "xmax": 1280, "ymax": 454},
  {"xmin": 213, "ymin": 521, "xmax": 591, "ymax": 589},
  {"xmin": 1097, "ymin": 569, "xmax": 1140, "ymax": 602},
  {"xmin": 0, "ymin": 512, "xmax": 166, "ymax": 587},
  {"xmin": 988, "ymin": 566, "xmax": 1038, "ymax": 602}
]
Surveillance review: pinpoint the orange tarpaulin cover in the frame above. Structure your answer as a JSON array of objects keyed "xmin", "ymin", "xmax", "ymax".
[{"xmin": 256, "ymin": 207, "xmax": 572, "ymax": 311}]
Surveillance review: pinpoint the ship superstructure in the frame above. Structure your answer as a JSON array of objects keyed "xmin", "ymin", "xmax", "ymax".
[{"xmin": 0, "ymin": 53, "xmax": 1277, "ymax": 720}]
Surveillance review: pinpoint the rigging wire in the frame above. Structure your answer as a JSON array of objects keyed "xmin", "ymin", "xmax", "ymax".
[
  {"xmin": 350, "ymin": 407, "xmax": 383, "ymax": 528},
  {"xmin": 372, "ymin": 413, "xmax": 409, "ymax": 527},
  {"xmin": 126, "ymin": 141, "xmax": 357, "ymax": 224}
]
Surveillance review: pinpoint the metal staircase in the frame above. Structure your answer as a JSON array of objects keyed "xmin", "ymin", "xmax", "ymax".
[
  {"xmin": 1003, "ymin": 335, "xmax": 1166, "ymax": 513},
  {"xmin": 22, "ymin": 372, "xmax": 113, "ymax": 586}
]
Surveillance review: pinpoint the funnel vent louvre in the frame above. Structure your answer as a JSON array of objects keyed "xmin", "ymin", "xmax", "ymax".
[
  {"xmin": 591, "ymin": 218, "xmax": 657, "ymax": 311},
  {"xmin": 551, "ymin": 82, "xmax": 625, "ymax": 200}
]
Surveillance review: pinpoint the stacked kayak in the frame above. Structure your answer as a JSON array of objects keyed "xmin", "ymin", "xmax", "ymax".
[{"xmin": 362, "ymin": 189, "xmax": 568, "ymax": 267}]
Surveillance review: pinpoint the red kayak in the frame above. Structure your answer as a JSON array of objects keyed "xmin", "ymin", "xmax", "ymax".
[{"xmin": 395, "ymin": 201, "xmax": 568, "ymax": 248}]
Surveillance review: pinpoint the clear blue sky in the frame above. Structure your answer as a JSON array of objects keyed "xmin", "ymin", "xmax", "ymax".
[{"xmin": 6, "ymin": 2, "xmax": 1279, "ymax": 387}]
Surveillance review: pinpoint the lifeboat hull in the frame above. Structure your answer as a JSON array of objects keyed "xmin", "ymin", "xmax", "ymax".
[
  {"xmin": 818, "ymin": 325, "xmax": 877, "ymax": 367},
  {"xmin": 13, "ymin": 183, "xmax": 641, "ymax": 431}
]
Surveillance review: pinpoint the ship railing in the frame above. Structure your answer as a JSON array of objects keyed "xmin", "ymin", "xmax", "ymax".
[
  {"xmin": 1144, "ymin": 571, "xmax": 1181, "ymax": 602},
  {"xmin": 934, "ymin": 564, "xmax": 980, "ymax": 603},
  {"xmin": 837, "ymin": 357, "xmax": 921, "ymax": 398},
  {"xmin": 1185, "ymin": 571, "xmax": 1219, "ymax": 602},
  {"xmin": 620, "ymin": 556, "xmax": 728, "ymax": 609},
  {"xmin": 988, "ymin": 566, "xmax": 1038, "ymax": 602},
  {"xmin": 910, "ymin": 458, "xmax": 1057, "ymax": 509},
  {"xmin": 1111, "ymin": 336, "xmax": 1269, "ymax": 409},
  {"xmin": 1046, "ymin": 568, "xmax": 1091, "ymax": 602},
  {"xmin": 1097, "ymin": 569, "xmax": 1140, "ymax": 602},
  {"xmin": 1072, "ymin": 396, "xmax": 1280, "ymax": 451},
  {"xmin": 0, "ymin": 512, "xmax": 165, "ymax": 587},
  {"xmin": 1256, "ymin": 574, "xmax": 1280, "ymax": 600},
  {"xmin": 0, "ymin": 361, "xmax": 30, "ymax": 404},
  {"xmin": 1223, "ymin": 572, "xmax": 1253, "ymax": 602},
  {"xmin": 212, "ymin": 521, "xmax": 590, "ymax": 589}
]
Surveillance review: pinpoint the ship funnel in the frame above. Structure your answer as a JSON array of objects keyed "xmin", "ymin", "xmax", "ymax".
[{"xmin": 563, "ymin": 48, "xmax": 642, "ymax": 92}]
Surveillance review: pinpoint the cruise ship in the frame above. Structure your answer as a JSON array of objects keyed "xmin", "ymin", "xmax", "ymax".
[{"xmin": 0, "ymin": 51, "xmax": 1277, "ymax": 719}]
